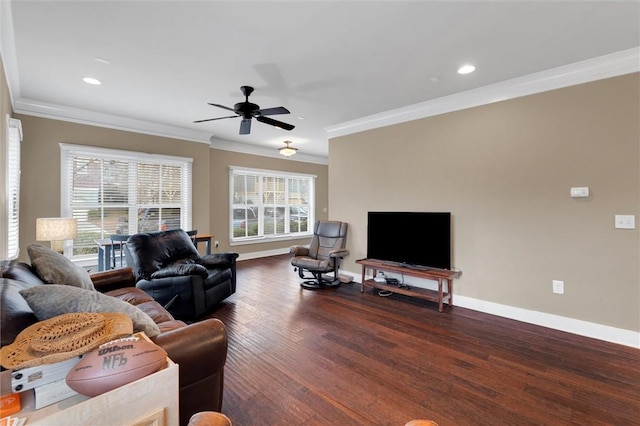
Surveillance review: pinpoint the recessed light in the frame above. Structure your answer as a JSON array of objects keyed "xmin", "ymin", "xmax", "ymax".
[
  {"xmin": 297, "ymin": 116, "xmax": 305, "ymax": 120},
  {"xmin": 94, "ymin": 57, "xmax": 110, "ymax": 64},
  {"xmin": 429, "ymin": 76, "xmax": 440, "ymax": 84},
  {"xmin": 458, "ymin": 65, "xmax": 476, "ymax": 75},
  {"xmin": 82, "ymin": 77, "xmax": 102, "ymax": 85}
]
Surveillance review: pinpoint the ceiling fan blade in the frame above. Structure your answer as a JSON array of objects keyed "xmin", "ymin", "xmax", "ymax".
[
  {"xmin": 208, "ymin": 103, "xmax": 237, "ymax": 113},
  {"xmin": 256, "ymin": 115, "xmax": 295, "ymax": 131},
  {"xmin": 193, "ymin": 115, "xmax": 238, "ymax": 123},
  {"xmin": 239, "ymin": 118, "xmax": 252, "ymax": 134},
  {"xmin": 256, "ymin": 106, "xmax": 290, "ymax": 116}
]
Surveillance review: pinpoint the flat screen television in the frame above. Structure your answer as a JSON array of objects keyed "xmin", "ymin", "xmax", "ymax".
[{"xmin": 367, "ymin": 211, "xmax": 451, "ymax": 270}]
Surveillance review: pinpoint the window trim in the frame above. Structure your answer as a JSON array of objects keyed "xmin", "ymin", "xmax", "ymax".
[
  {"xmin": 60, "ymin": 143, "xmax": 193, "ymax": 259},
  {"xmin": 229, "ymin": 165, "xmax": 315, "ymax": 244},
  {"xmin": 4, "ymin": 116, "xmax": 22, "ymax": 259}
]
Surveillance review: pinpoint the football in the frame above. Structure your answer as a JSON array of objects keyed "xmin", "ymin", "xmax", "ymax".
[{"xmin": 65, "ymin": 336, "xmax": 167, "ymax": 397}]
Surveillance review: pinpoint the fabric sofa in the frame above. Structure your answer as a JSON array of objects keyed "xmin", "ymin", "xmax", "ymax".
[
  {"xmin": 125, "ymin": 229, "xmax": 239, "ymax": 320},
  {"xmin": 1, "ymin": 261, "xmax": 228, "ymax": 426}
]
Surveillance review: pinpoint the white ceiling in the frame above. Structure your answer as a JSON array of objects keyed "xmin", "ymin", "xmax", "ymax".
[{"xmin": 2, "ymin": 1, "xmax": 639, "ymax": 163}]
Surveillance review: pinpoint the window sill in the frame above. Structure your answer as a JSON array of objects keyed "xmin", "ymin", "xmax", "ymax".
[{"xmin": 230, "ymin": 233, "xmax": 312, "ymax": 246}]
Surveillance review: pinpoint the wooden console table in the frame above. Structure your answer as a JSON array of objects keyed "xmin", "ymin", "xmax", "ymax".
[{"xmin": 357, "ymin": 258, "xmax": 462, "ymax": 312}]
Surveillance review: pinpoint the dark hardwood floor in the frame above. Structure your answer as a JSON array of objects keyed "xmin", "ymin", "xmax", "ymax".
[{"xmin": 205, "ymin": 255, "xmax": 640, "ymax": 426}]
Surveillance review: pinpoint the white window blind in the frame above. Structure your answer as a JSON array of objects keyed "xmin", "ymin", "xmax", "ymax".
[
  {"xmin": 5, "ymin": 117, "xmax": 22, "ymax": 259},
  {"xmin": 230, "ymin": 166, "xmax": 315, "ymax": 242},
  {"xmin": 61, "ymin": 144, "xmax": 192, "ymax": 259}
]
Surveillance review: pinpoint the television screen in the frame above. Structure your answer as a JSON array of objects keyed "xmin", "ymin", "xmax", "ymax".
[{"xmin": 367, "ymin": 211, "xmax": 451, "ymax": 270}]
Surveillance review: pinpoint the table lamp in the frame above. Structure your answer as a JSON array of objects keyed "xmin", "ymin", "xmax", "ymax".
[{"xmin": 36, "ymin": 217, "xmax": 78, "ymax": 254}]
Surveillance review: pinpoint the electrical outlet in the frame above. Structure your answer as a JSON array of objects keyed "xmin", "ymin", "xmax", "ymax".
[
  {"xmin": 214, "ymin": 240, "xmax": 219, "ymax": 248},
  {"xmin": 552, "ymin": 280, "xmax": 564, "ymax": 294}
]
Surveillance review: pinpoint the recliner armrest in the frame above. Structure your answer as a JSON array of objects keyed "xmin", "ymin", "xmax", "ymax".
[
  {"xmin": 91, "ymin": 267, "xmax": 137, "ymax": 293},
  {"xmin": 198, "ymin": 252, "xmax": 239, "ymax": 269},
  {"xmin": 151, "ymin": 318, "xmax": 227, "ymax": 387},
  {"xmin": 328, "ymin": 249, "xmax": 349, "ymax": 258},
  {"xmin": 290, "ymin": 246, "xmax": 309, "ymax": 257}
]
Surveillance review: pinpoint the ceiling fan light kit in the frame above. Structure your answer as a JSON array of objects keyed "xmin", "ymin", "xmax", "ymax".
[
  {"xmin": 279, "ymin": 141, "xmax": 297, "ymax": 157},
  {"xmin": 194, "ymin": 85, "xmax": 295, "ymax": 135}
]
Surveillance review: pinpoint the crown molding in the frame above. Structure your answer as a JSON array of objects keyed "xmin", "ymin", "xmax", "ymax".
[
  {"xmin": 326, "ymin": 47, "xmax": 640, "ymax": 139},
  {"xmin": 5, "ymin": 12, "xmax": 637, "ymax": 162},
  {"xmin": 13, "ymin": 98, "xmax": 214, "ymax": 144},
  {"xmin": 13, "ymin": 98, "xmax": 328, "ymax": 164}
]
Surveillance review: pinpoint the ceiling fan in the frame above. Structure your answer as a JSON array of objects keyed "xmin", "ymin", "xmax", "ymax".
[{"xmin": 194, "ymin": 85, "xmax": 295, "ymax": 135}]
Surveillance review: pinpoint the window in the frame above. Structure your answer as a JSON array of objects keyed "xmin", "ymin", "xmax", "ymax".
[
  {"xmin": 230, "ymin": 166, "xmax": 314, "ymax": 242},
  {"xmin": 5, "ymin": 117, "xmax": 22, "ymax": 259},
  {"xmin": 61, "ymin": 144, "xmax": 192, "ymax": 259}
]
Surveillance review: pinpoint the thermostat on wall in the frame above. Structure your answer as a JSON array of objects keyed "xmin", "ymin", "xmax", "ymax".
[{"xmin": 570, "ymin": 187, "xmax": 589, "ymax": 198}]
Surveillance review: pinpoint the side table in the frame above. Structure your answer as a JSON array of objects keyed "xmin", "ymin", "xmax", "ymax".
[{"xmin": 16, "ymin": 339, "xmax": 178, "ymax": 425}]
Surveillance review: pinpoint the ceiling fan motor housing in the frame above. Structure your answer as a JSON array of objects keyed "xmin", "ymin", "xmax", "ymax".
[{"xmin": 235, "ymin": 102, "xmax": 260, "ymax": 118}]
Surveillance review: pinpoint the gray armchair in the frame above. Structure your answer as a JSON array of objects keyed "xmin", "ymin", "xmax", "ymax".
[{"xmin": 290, "ymin": 220, "xmax": 349, "ymax": 290}]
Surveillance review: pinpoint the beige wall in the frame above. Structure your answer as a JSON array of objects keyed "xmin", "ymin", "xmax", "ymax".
[
  {"xmin": 11, "ymin": 113, "xmax": 329, "ymax": 261},
  {"xmin": 329, "ymin": 73, "xmax": 640, "ymax": 332},
  {"xmin": 5, "ymin": 51, "xmax": 636, "ymax": 333},
  {"xmin": 14, "ymin": 115, "xmax": 212, "ymax": 261},
  {"xmin": 208, "ymin": 149, "xmax": 329, "ymax": 255}
]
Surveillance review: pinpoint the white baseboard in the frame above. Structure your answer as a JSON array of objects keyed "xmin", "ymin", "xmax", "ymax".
[
  {"xmin": 237, "ymin": 247, "xmax": 291, "ymax": 261},
  {"xmin": 453, "ymin": 295, "xmax": 640, "ymax": 349},
  {"xmin": 343, "ymin": 268, "xmax": 640, "ymax": 349}
]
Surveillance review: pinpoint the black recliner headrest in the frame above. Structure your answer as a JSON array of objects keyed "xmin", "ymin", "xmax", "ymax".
[{"xmin": 126, "ymin": 229, "xmax": 200, "ymax": 280}]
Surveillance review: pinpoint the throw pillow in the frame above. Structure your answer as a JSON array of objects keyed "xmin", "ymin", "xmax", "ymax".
[
  {"xmin": 27, "ymin": 244, "xmax": 95, "ymax": 291},
  {"xmin": 20, "ymin": 285, "xmax": 161, "ymax": 338}
]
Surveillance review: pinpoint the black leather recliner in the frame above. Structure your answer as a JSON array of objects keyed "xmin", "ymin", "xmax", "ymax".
[{"xmin": 124, "ymin": 229, "xmax": 239, "ymax": 320}]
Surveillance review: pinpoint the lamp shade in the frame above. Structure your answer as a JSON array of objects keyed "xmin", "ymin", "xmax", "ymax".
[
  {"xmin": 36, "ymin": 218, "xmax": 77, "ymax": 241},
  {"xmin": 278, "ymin": 141, "xmax": 297, "ymax": 157}
]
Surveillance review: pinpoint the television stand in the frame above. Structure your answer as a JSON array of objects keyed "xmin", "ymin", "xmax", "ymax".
[{"xmin": 356, "ymin": 258, "xmax": 462, "ymax": 312}]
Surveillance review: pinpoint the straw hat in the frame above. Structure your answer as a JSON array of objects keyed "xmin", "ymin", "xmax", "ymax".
[{"xmin": 0, "ymin": 312, "xmax": 133, "ymax": 370}]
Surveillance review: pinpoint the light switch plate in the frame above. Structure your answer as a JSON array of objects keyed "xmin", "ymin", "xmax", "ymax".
[{"xmin": 615, "ymin": 215, "xmax": 636, "ymax": 229}]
